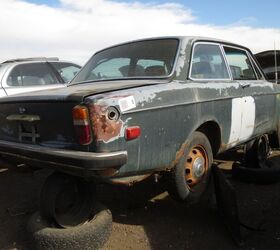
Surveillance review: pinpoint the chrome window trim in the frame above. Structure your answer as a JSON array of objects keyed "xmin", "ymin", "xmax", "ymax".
[
  {"xmin": 247, "ymin": 53, "xmax": 266, "ymax": 80},
  {"xmin": 188, "ymin": 42, "xmax": 231, "ymax": 81},
  {"xmin": 220, "ymin": 44, "xmax": 233, "ymax": 80},
  {"xmin": 246, "ymin": 51, "xmax": 260, "ymax": 80}
]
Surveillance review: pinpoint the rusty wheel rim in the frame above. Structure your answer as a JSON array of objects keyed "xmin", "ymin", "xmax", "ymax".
[{"xmin": 185, "ymin": 145, "xmax": 208, "ymax": 187}]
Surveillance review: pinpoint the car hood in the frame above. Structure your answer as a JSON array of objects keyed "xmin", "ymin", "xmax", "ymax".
[{"xmin": 0, "ymin": 79, "xmax": 168, "ymax": 103}]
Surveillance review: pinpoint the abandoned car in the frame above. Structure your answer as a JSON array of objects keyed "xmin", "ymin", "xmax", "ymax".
[
  {"xmin": 0, "ymin": 36, "xmax": 278, "ymax": 230},
  {"xmin": 255, "ymin": 50, "xmax": 280, "ymax": 84}
]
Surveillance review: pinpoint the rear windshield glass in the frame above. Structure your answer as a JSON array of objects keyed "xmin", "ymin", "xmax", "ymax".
[{"xmin": 71, "ymin": 39, "xmax": 179, "ymax": 83}]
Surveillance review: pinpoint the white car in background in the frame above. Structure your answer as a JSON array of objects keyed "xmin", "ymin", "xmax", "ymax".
[{"xmin": 0, "ymin": 57, "xmax": 81, "ymax": 97}]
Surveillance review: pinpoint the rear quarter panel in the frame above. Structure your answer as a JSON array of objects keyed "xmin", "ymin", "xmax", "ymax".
[{"xmin": 85, "ymin": 80, "xmax": 243, "ymax": 177}]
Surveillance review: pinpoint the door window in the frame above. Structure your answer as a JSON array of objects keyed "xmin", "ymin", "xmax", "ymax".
[
  {"xmin": 190, "ymin": 43, "xmax": 230, "ymax": 80},
  {"xmin": 224, "ymin": 47, "xmax": 256, "ymax": 80}
]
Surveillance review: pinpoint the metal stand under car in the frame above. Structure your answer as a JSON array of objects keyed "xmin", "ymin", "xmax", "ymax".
[
  {"xmin": 212, "ymin": 162, "xmax": 280, "ymax": 247},
  {"xmin": 212, "ymin": 164, "xmax": 244, "ymax": 247}
]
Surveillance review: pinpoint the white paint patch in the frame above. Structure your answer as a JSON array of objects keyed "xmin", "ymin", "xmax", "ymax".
[
  {"xmin": 228, "ymin": 98, "xmax": 242, "ymax": 144},
  {"xmin": 118, "ymin": 96, "xmax": 136, "ymax": 112},
  {"xmin": 240, "ymin": 96, "xmax": 255, "ymax": 141},
  {"xmin": 228, "ymin": 96, "xmax": 255, "ymax": 145}
]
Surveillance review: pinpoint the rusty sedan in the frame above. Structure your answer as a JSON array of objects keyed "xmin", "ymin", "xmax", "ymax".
[{"xmin": 0, "ymin": 36, "xmax": 278, "ymax": 232}]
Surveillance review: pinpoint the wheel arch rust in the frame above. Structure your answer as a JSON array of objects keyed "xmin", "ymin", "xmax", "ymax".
[
  {"xmin": 169, "ymin": 120, "xmax": 221, "ymax": 171},
  {"xmin": 196, "ymin": 121, "xmax": 221, "ymax": 157}
]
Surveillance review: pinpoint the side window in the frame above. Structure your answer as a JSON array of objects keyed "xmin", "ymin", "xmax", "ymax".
[
  {"xmin": 7, "ymin": 66, "xmax": 21, "ymax": 86},
  {"xmin": 7, "ymin": 63, "xmax": 59, "ymax": 87},
  {"xmin": 50, "ymin": 62, "xmax": 81, "ymax": 82},
  {"xmin": 190, "ymin": 44, "xmax": 229, "ymax": 79},
  {"xmin": 224, "ymin": 47, "xmax": 256, "ymax": 80}
]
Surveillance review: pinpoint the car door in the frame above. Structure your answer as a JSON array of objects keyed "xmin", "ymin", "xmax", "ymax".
[
  {"xmin": 2, "ymin": 62, "xmax": 65, "ymax": 96},
  {"xmin": 189, "ymin": 42, "xmax": 244, "ymax": 147},
  {"xmin": 223, "ymin": 45, "xmax": 276, "ymax": 139}
]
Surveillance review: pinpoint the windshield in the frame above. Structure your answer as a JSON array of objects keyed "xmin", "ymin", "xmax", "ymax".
[{"xmin": 71, "ymin": 39, "xmax": 179, "ymax": 84}]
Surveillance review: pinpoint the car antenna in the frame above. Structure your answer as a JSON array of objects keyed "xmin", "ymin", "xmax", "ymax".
[{"xmin": 274, "ymin": 41, "xmax": 278, "ymax": 84}]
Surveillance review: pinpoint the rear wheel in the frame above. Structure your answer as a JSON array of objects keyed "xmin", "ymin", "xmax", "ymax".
[
  {"xmin": 167, "ymin": 131, "xmax": 213, "ymax": 202},
  {"xmin": 244, "ymin": 135, "xmax": 270, "ymax": 168}
]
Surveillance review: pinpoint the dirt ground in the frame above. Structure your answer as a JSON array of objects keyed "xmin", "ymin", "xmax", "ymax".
[{"xmin": 0, "ymin": 152, "xmax": 280, "ymax": 250}]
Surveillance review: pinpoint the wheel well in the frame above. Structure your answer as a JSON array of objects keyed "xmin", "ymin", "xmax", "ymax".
[
  {"xmin": 197, "ymin": 121, "xmax": 221, "ymax": 156},
  {"xmin": 269, "ymin": 132, "xmax": 279, "ymax": 148}
]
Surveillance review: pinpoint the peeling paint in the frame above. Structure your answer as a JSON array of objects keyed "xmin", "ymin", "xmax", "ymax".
[{"xmin": 168, "ymin": 141, "xmax": 188, "ymax": 170}]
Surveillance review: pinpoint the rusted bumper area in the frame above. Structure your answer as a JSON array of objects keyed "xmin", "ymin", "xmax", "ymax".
[{"xmin": 0, "ymin": 140, "xmax": 127, "ymax": 177}]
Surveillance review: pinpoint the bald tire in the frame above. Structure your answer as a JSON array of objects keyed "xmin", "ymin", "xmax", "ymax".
[
  {"xmin": 167, "ymin": 131, "xmax": 213, "ymax": 203},
  {"xmin": 27, "ymin": 203, "xmax": 112, "ymax": 250}
]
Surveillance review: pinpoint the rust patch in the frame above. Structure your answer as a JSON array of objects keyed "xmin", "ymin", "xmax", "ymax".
[
  {"xmin": 108, "ymin": 174, "xmax": 152, "ymax": 186},
  {"xmin": 89, "ymin": 104, "xmax": 123, "ymax": 143},
  {"xmin": 168, "ymin": 141, "xmax": 188, "ymax": 170},
  {"xmin": 219, "ymin": 142, "xmax": 228, "ymax": 153}
]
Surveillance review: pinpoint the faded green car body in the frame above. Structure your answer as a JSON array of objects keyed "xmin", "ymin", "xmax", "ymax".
[{"xmin": 0, "ymin": 36, "xmax": 279, "ymax": 182}]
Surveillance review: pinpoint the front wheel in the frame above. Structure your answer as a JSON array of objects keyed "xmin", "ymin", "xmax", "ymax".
[{"xmin": 167, "ymin": 131, "xmax": 213, "ymax": 203}]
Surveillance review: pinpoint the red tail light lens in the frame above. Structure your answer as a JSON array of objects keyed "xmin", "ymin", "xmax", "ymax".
[
  {"xmin": 125, "ymin": 126, "xmax": 141, "ymax": 141},
  {"xmin": 73, "ymin": 105, "xmax": 92, "ymax": 145}
]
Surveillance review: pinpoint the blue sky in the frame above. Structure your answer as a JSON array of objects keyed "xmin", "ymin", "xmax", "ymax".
[
  {"xmin": 1, "ymin": 0, "xmax": 279, "ymax": 64},
  {"xmin": 26, "ymin": 0, "xmax": 280, "ymax": 28}
]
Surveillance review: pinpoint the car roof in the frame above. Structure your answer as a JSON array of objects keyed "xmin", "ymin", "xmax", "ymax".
[
  {"xmin": 2, "ymin": 57, "xmax": 60, "ymax": 64},
  {"xmin": 93, "ymin": 36, "xmax": 251, "ymax": 55},
  {"xmin": 255, "ymin": 50, "xmax": 280, "ymax": 70},
  {"xmin": 255, "ymin": 50, "xmax": 280, "ymax": 57},
  {"xmin": 0, "ymin": 58, "xmax": 81, "ymax": 68}
]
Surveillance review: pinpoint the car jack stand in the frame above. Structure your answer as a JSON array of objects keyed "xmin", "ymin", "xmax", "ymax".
[{"xmin": 212, "ymin": 164, "xmax": 244, "ymax": 247}]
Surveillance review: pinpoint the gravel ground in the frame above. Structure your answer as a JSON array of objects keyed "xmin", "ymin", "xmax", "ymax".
[{"xmin": 0, "ymin": 153, "xmax": 280, "ymax": 250}]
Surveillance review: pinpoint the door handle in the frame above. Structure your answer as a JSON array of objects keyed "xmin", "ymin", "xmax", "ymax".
[{"xmin": 241, "ymin": 83, "xmax": 251, "ymax": 88}]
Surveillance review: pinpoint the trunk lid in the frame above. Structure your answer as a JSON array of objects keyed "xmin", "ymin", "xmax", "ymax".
[{"xmin": 0, "ymin": 79, "xmax": 164, "ymax": 103}]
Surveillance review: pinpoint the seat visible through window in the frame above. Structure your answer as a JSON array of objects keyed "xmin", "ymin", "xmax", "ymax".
[
  {"xmin": 144, "ymin": 65, "xmax": 166, "ymax": 76},
  {"xmin": 192, "ymin": 61, "xmax": 212, "ymax": 76}
]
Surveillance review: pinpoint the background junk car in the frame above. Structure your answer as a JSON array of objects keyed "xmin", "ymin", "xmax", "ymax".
[
  {"xmin": 0, "ymin": 57, "xmax": 81, "ymax": 96},
  {"xmin": 0, "ymin": 36, "xmax": 278, "ymax": 246},
  {"xmin": 255, "ymin": 50, "xmax": 280, "ymax": 84}
]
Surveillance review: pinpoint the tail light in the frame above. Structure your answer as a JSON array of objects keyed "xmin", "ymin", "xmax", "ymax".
[
  {"xmin": 73, "ymin": 105, "xmax": 92, "ymax": 145},
  {"xmin": 125, "ymin": 126, "xmax": 141, "ymax": 141}
]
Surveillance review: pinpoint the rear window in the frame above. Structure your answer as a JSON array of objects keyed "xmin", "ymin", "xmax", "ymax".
[
  {"xmin": 71, "ymin": 39, "xmax": 179, "ymax": 83},
  {"xmin": 7, "ymin": 63, "xmax": 59, "ymax": 86}
]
